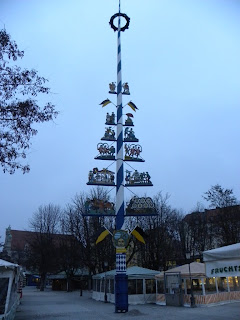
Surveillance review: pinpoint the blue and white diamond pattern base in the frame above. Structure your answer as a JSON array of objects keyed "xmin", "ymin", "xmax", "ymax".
[{"xmin": 116, "ymin": 253, "xmax": 126, "ymax": 273}]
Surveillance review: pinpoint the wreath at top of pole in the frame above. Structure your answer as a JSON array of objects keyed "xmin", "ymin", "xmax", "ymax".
[{"xmin": 109, "ymin": 13, "xmax": 130, "ymax": 32}]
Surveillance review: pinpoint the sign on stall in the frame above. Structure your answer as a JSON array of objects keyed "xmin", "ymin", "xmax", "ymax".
[{"xmin": 205, "ymin": 259, "xmax": 240, "ymax": 277}]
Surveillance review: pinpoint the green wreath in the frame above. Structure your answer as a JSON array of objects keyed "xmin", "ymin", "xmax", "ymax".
[{"xmin": 109, "ymin": 13, "xmax": 130, "ymax": 32}]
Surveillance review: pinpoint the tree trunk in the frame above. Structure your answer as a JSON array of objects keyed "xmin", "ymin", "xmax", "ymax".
[
  {"xmin": 40, "ymin": 272, "xmax": 46, "ymax": 291},
  {"xmin": 67, "ymin": 277, "xmax": 72, "ymax": 292}
]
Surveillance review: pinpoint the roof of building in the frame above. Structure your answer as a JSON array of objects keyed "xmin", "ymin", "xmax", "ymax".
[
  {"xmin": 9, "ymin": 230, "xmax": 35, "ymax": 251},
  {"xmin": 184, "ymin": 205, "xmax": 240, "ymax": 223},
  {"xmin": 6, "ymin": 229, "xmax": 74, "ymax": 252}
]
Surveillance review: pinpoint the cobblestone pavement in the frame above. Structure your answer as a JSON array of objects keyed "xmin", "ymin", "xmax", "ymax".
[{"xmin": 15, "ymin": 287, "xmax": 240, "ymax": 320}]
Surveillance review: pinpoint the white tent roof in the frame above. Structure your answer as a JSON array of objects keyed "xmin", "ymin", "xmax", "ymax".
[
  {"xmin": 203, "ymin": 243, "xmax": 240, "ymax": 262},
  {"xmin": 93, "ymin": 266, "xmax": 159, "ymax": 279},
  {"xmin": 48, "ymin": 268, "xmax": 89, "ymax": 280},
  {"xmin": 0, "ymin": 259, "xmax": 19, "ymax": 269},
  {"xmin": 155, "ymin": 262, "xmax": 205, "ymax": 279}
]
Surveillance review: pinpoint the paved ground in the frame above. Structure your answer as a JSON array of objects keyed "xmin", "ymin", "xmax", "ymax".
[{"xmin": 15, "ymin": 287, "xmax": 240, "ymax": 320}]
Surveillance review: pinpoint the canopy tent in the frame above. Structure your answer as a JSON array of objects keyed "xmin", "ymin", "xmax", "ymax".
[
  {"xmin": 93, "ymin": 266, "xmax": 160, "ymax": 280},
  {"xmin": 203, "ymin": 243, "xmax": 240, "ymax": 261},
  {"xmin": 0, "ymin": 259, "xmax": 21, "ymax": 320},
  {"xmin": 48, "ymin": 268, "xmax": 89, "ymax": 291},
  {"xmin": 92, "ymin": 266, "xmax": 159, "ymax": 304},
  {"xmin": 155, "ymin": 263, "xmax": 208, "ymax": 306},
  {"xmin": 0, "ymin": 259, "xmax": 19, "ymax": 269},
  {"xmin": 203, "ymin": 243, "xmax": 240, "ymax": 277},
  {"xmin": 155, "ymin": 262, "xmax": 205, "ymax": 279},
  {"xmin": 155, "ymin": 256, "xmax": 240, "ymax": 306}
]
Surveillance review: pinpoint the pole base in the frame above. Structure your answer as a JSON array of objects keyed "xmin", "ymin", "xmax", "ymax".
[{"xmin": 115, "ymin": 274, "xmax": 128, "ymax": 313}]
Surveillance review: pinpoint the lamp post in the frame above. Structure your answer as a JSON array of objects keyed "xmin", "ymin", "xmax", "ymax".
[
  {"xmin": 185, "ymin": 252, "xmax": 196, "ymax": 308},
  {"xmin": 104, "ymin": 261, "xmax": 108, "ymax": 303}
]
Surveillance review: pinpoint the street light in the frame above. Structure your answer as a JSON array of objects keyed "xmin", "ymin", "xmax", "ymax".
[
  {"xmin": 104, "ymin": 261, "xmax": 108, "ymax": 303},
  {"xmin": 185, "ymin": 252, "xmax": 196, "ymax": 308}
]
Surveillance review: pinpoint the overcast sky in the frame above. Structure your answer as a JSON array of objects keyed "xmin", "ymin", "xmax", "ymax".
[{"xmin": 1, "ymin": 0, "xmax": 240, "ymax": 240}]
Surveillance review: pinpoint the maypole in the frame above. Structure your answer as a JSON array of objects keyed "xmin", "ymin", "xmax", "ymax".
[
  {"xmin": 116, "ymin": 0, "xmax": 124, "ymax": 232},
  {"xmin": 86, "ymin": 0, "xmax": 155, "ymax": 313},
  {"xmin": 114, "ymin": 0, "xmax": 129, "ymax": 312}
]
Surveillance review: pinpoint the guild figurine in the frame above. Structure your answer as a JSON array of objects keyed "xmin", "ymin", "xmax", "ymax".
[
  {"xmin": 122, "ymin": 82, "xmax": 130, "ymax": 95},
  {"xmin": 102, "ymin": 127, "xmax": 116, "ymax": 140},
  {"xmin": 125, "ymin": 144, "xmax": 142, "ymax": 158},
  {"xmin": 87, "ymin": 168, "xmax": 115, "ymax": 185},
  {"xmin": 105, "ymin": 112, "xmax": 115, "ymax": 125},
  {"xmin": 125, "ymin": 113, "xmax": 133, "ymax": 126},
  {"xmin": 125, "ymin": 169, "xmax": 152, "ymax": 186},
  {"xmin": 124, "ymin": 127, "xmax": 138, "ymax": 142},
  {"xmin": 96, "ymin": 143, "xmax": 115, "ymax": 160},
  {"xmin": 109, "ymin": 82, "xmax": 116, "ymax": 94},
  {"xmin": 106, "ymin": 113, "xmax": 111, "ymax": 124}
]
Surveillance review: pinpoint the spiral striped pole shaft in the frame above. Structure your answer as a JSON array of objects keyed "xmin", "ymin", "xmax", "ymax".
[
  {"xmin": 114, "ymin": 1, "xmax": 129, "ymax": 312},
  {"xmin": 115, "ymin": 0, "xmax": 127, "ymax": 279},
  {"xmin": 115, "ymin": 2, "xmax": 128, "ymax": 312},
  {"xmin": 116, "ymin": 0, "xmax": 124, "ymax": 231}
]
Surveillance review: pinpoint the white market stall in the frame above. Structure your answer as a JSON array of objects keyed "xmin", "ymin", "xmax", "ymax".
[
  {"xmin": 92, "ymin": 266, "xmax": 159, "ymax": 304},
  {"xmin": 0, "ymin": 259, "xmax": 21, "ymax": 320},
  {"xmin": 203, "ymin": 243, "xmax": 240, "ymax": 303},
  {"xmin": 156, "ymin": 258, "xmax": 240, "ymax": 307},
  {"xmin": 155, "ymin": 262, "xmax": 207, "ymax": 306}
]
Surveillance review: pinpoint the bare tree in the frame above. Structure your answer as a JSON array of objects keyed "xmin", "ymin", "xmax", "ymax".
[
  {"xmin": 58, "ymin": 217, "xmax": 83, "ymax": 291},
  {"xmin": 64, "ymin": 189, "xmax": 115, "ymax": 284},
  {"xmin": 27, "ymin": 204, "xmax": 62, "ymax": 291},
  {"xmin": 137, "ymin": 192, "xmax": 183, "ymax": 271},
  {"xmin": 203, "ymin": 184, "xmax": 240, "ymax": 246},
  {"xmin": 203, "ymin": 184, "xmax": 237, "ymax": 208},
  {"xmin": 182, "ymin": 210, "xmax": 213, "ymax": 261},
  {"xmin": 0, "ymin": 29, "xmax": 58, "ymax": 174}
]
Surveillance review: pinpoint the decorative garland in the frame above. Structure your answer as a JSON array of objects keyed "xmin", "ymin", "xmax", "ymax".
[{"xmin": 109, "ymin": 13, "xmax": 130, "ymax": 32}]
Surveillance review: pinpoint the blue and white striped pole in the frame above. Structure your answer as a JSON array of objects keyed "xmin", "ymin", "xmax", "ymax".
[
  {"xmin": 115, "ymin": 0, "xmax": 126, "ymax": 276},
  {"xmin": 114, "ymin": 0, "xmax": 128, "ymax": 312},
  {"xmin": 116, "ymin": 0, "xmax": 124, "ymax": 231}
]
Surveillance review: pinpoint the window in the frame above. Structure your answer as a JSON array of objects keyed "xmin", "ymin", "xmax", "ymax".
[
  {"xmin": 110, "ymin": 279, "xmax": 114, "ymax": 294},
  {"xmin": 157, "ymin": 280, "xmax": 164, "ymax": 294},
  {"xmin": 217, "ymin": 277, "xmax": 228, "ymax": 292},
  {"xmin": 146, "ymin": 279, "xmax": 156, "ymax": 294},
  {"xmin": 100, "ymin": 279, "xmax": 104, "ymax": 292},
  {"xmin": 0, "ymin": 278, "xmax": 9, "ymax": 315},
  {"xmin": 228, "ymin": 277, "xmax": 240, "ymax": 292},
  {"xmin": 128, "ymin": 279, "xmax": 143, "ymax": 294},
  {"xmin": 93, "ymin": 279, "xmax": 96, "ymax": 291},
  {"xmin": 96, "ymin": 279, "xmax": 100, "ymax": 292},
  {"xmin": 204, "ymin": 278, "xmax": 217, "ymax": 293},
  {"xmin": 136, "ymin": 279, "xmax": 143, "ymax": 294}
]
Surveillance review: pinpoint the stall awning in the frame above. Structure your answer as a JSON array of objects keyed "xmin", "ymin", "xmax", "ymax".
[
  {"xmin": 92, "ymin": 266, "xmax": 159, "ymax": 280},
  {"xmin": 203, "ymin": 243, "xmax": 240, "ymax": 277},
  {"xmin": 0, "ymin": 259, "xmax": 19, "ymax": 270},
  {"xmin": 155, "ymin": 262, "xmax": 205, "ymax": 279},
  {"xmin": 203, "ymin": 243, "xmax": 240, "ymax": 261}
]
